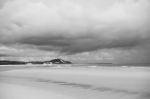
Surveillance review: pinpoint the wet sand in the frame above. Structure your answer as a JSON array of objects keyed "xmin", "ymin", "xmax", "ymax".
[{"xmin": 0, "ymin": 65, "xmax": 150, "ymax": 99}]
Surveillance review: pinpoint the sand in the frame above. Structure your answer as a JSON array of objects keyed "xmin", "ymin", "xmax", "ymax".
[{"xmin": 0, "ymin": 65, "xmax": 150, "ymax": 99}]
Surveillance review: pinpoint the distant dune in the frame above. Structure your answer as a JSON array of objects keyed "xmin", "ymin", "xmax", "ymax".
[{"xmin": 0, "ymin": 58, "xmax": 72, "ymax": 65}]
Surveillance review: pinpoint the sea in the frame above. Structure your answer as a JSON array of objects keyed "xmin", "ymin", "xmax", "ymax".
[{"xmin": 0, "ymin": 63, "xmax": 150, "ymax": 71}]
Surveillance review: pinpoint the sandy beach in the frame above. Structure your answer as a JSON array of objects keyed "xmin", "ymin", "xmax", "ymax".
[{"xmin": 0, "ymin": 65, "xmax": 150, "ymax": 99}]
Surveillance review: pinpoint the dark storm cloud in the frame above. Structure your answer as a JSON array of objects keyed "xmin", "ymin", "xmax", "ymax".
[
  {"xmin": 0, "ymin": 54, "xmax": 9, "ymax": 57},
  {"xmin": 0, "ymin": 0, "xmax": 150, "ymax": 55},
  {"xmin": 12, "ymin": 29, "xmax": 149, "ymax": 54}
]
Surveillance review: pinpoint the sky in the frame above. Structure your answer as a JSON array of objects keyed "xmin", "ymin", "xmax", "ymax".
[{"xmin": 0, "ymin": 0, "xmax": 150, "ymax": 64}]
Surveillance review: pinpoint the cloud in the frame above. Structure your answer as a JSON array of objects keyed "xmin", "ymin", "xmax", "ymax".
[
  {"xmin": 0, "ymin": 0, "xmax": 10, "ymax": 9},
  {"xmin": 0, "ymin": 0, "xmax": 150, "ymax": 61},
  {"xmin": 0, "ymin": 54, "xmax": 9, "ymax": 57}
]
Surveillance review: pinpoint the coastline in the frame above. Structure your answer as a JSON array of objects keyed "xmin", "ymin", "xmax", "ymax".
[{"xmin": 0, "ymin": 65, "xmax": 150, "ymax": 99}]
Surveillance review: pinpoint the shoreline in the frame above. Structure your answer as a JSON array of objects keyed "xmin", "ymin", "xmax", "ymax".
[{"xmin": 0, "ymin": 65, "xmax": 150, "ymax": 99}]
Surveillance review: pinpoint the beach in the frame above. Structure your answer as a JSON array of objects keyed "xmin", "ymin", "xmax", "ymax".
[{"xmin": 0, "ymin": 65, "xmax": 150, "ymax": 99}]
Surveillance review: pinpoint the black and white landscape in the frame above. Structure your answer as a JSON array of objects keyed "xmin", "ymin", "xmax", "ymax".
[{"xmin": 0, "ymin": 0, "xmax": 150, "ymax": 99}]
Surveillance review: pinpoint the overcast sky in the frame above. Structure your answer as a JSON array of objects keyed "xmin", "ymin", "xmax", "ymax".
[{"xmin": 0, "ymin": 0, "xmax": 150, "ymax": 64}]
